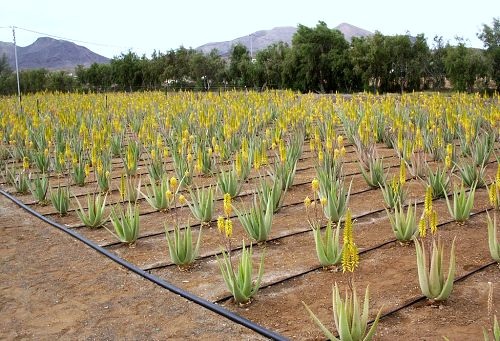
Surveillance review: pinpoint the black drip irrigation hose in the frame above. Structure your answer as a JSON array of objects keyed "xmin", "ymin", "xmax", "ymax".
[{"xmin": 0, "ymin": 189, "xmax": 289, "ymax": 341}]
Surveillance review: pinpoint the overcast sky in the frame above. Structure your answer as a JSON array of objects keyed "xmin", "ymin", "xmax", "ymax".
[{"xmin": 1, "ymin": 0, "xmax": 498, "ymax": 58}]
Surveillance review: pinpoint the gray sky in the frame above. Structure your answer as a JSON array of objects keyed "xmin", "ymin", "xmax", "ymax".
[{"xmin": 1, "ymin": 0, "xmax": 498, "ymax": 58}]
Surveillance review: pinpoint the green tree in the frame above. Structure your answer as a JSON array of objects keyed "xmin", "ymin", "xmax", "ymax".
[
  {"xmin": 445, "ymin": 39, "xmax": 489, "ymax": 92},
  {"xmin": 228, "ymin": 44, "xmax": 254, "ymax": 88},
  {"xmin": 478, "ymin": 17, "xmax": 500, "ymax": 91},
  {"xmin": 426, "ymin": 36, "xmax": 448, "ymax": 89},
  {"xmin": 254, "ymin": 42, "xmax": 290, "ymax": 89},
  {"xmin": 0, "ymin": 53, "xmax": 15, "ymax": 95},
  {"xmin": 110, "ymin": 51, "xmax": 142, "ymax": 91},
  {"xmin": 285, "ymin": 21, "xmax": 350, "ymax": 92}
]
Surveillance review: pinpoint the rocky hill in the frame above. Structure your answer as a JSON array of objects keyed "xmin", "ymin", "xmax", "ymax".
[
  {"xmin": 197, "ymin": 23, "xmax": 373, "ymax": 56},
  {"xmin": 0, "ymin": 37, "xmax": 109, "ymax": 71}
]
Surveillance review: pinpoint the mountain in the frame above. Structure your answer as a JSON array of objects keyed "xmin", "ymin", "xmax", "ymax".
[
  {"xmin": 196, "ymin": 23, "xmax": 373, "ymax": 56},
  {"xmin": 0, "ymin": 37, "xmax": 109, "ymax": 71}
]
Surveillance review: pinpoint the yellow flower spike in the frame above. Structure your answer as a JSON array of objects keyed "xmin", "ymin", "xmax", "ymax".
[
  {"xmin": 337, "ymin": 135, "xmax": 344, "ymax": 147},
  {"xmin": 151, "ymin": 149, "xmax": 156, "ymax": 161},
  {"xmin": 225, "ymin": 218, "xmax": 233, "ymax": 238},
  {"xmin": 424, "ymin": 186, "xmax": 433, "ymax": 216},
  {"xmin": 399, "ymin": 160, "xmax": 406, "ymax": 185},
  {"xmin": 311, "ymin": 178, "xmax": 320, "ymax": 192},
  {"xmin": 178, "ymin": 194, "xmax": 187, "ymax": 206},
  {"xmin": 320, "ymin": 196, "xmax": 327, "ymax": 206},
  {"xmin": 169, "ymin": 176, "xmax": 178, "ymax": 191},
  {"xmin": 340, "ymin": 146, "xmax": 346, "ymax": 157},
  {"xmin": 22, "ymin": 156, "xmax": 29, "ymax": 170},
  {"xmin": 419, "ymin": 217, "xmax": 427, "ymax": 238},
  {"xmin": 217, "ymin": 216, "xmax": 225, "ymax": 233},
  {"xmin": 342, "ymin": 209, "xmax": 359, "ymax": 273},
  {"xmin": 430, "ymin": 210, "xmax": 438, "ymax": 235},
  {"xmin": 333, "ymin": 148, "xmax": 340, "ymax": 160},
  {"xmin": 84, "ymin": 163, "xmax": 90, "ymax": 177},
  {"xmin": 96, "ymin": 158, "xmax": 103, "ymax": 175},
  {"xmin": 304, "ymin": 196, "xmax": 312, "ymax": 208},
  {"xmin": 318, "ymin": 150, "xmax": 324, "ymax": 162},
  {"xmin": 489, "ymin": 184, "xmax": 497, "ymax": 206},
  {"xmin": 309, "ymin": 139, "xmax": 315, "ymax": 152},
  {"xmin": 223, "ymin": 193, "xmax": 232, "ymax": 217},
  {"xmin": 235, "ymin": 153, "xmax": 242, "ymax": 177},
  {"xmin": 279, "ymin": 139, "xmax": 286, "ymax": 162}
]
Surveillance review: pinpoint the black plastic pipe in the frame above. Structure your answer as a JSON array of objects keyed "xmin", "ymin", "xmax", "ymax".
[{"xmin": 0, "ymin": 188, "xmax": 288, "ymax": 341}]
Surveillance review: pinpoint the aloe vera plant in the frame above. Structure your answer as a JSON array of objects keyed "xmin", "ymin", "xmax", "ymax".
[
  {"xmin": 141, "ymin": 175, "xmax": 174, "ymax": 211},
  {"xmin": 414, "ymin": 237, "xmax": 456, "ymax": 301},
  {"xmin": 108, "ymin": 203, "xmax": 140, "ymax": 243},
  {"xmin": 75, "ymin": 193, "xmax": 108, "ymax": 228},
  {"xmin": 30, "ymin": 174, "xmax": 49, "ymax": 204},
  {"xmin": 7, "ymin": 167, "xmax": 30, "ymax": 194},
  {"xmin": 457, "ymin": 161, "xmax": 486, "ymax": 188},
  {"xmin": 426, "ymin": 167, "xmax": 450, "ymax": 199},
  {"xmin": 303, "ymin": 284, "xmax": 383, "ymax": 341},
  {"xmin": 311, "ymin": 220, "xmax": 342, "ymax": 268},
  {"xmin": 360, "ymin": 158, "xmax": 387, "ymax": 188},
  {"xmin": 165, "ymin": 223, "xmax": 202, "ymax": 269},
  {"xmin": 487, "ymin": 213, "xmax": 500, "ymax": 263},
  {"xmin": 257, "ymin": 176, "xmax": 285, "ymax": 213},
  {"xmin": 320, "ymin": 178, "xmax": 352, "ymax": 223},
  {"xmin": 72, "ymin": 161, "xmax": 86, "ymax": 186},
  {"xmin": 187, "ymin": 186, "xmax": 215, "ymax": 224},
  {"xmin": 234, "ymin": 194, "xmax": 274, "ymax": 243},
  {"xmin": 50, "ymin": 185, "xmax": 70, "ymax": 216},
  {"xmin": 387, "ymin": 202, "xmax": 418, "ymax": 242},
  {"xmin": 217, "ymin": 167, "xmax": 243, "ymax": 198},
  {"xmin": 216, "ymin": 241, "xmax": 265, "ymax": 305},
  {"xmin": 443, "ymin": 182, "xmax": 476, "ymax": 222},
  {"xmin": 380, "ymin": 177, "xmax": 406, "ymax": 209}
]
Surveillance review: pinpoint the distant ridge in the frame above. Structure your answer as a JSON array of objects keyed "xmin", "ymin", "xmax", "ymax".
[
  {"xmin": 196, "ymin": 23, "xmax": 373, "ymax": 56},
  {"xmin": 0, "ymin": 37, "xmax": 109, "ymax": 71}
]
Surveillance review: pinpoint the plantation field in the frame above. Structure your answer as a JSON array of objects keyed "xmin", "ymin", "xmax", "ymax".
[{"xmin": 1, "ymin": 91, "xmax": 500, "ymax": 340}]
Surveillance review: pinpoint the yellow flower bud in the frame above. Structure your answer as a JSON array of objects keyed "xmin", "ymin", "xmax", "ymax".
[
  {"xmin": 311, "ymin": 178, "xmax": 320, "ymax": 192},
  {"xmin": 166, "ymin": 190, "xmax": 173, "ymax": 201},
  {"xmin": 340, "ymin": 146, "xmax": 346, "ymax": 157},
  {"xmin": 320, "ymin": 196, "xmax": 327, "ymax": 206},
  {"xmin": 304, "ymin": 196, "xmax": 312, "ymax": 208},
  {"xmin": 217, "ymin": 216, "xmax": 225, "ymax": 233},
  {"xmin": 169, "ymin": 176, "xmax": 178, "ymax": 191},
  {"xmin": 430, "ymin": 210, "xmax": 438, "ymax": 235},
  {"xmin": 418, "ymin": 217, "xmax": 427, "ymax": 238},
  {"xmin": 223, "ymin": 193, "xmax": 232, "ymax": 217},
  {"xmin": 424, "ymin": 186, "xmax": 433, "ymax": 216},
  {"xmin": 22, "ymin": 156, "xmax": 29, "ymax": 170},
  {"xmin": 225, "ymin": 218, "xmax": 233, "ymax": 238},
  {"xmin": 178, "ymin": 194, "xmax": 187, "ymax": 205}
]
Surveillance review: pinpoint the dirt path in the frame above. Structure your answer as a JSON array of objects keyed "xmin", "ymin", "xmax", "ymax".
[{"xmin": 0, "ymin": 195, "xmax": 264, "ymax": 340}]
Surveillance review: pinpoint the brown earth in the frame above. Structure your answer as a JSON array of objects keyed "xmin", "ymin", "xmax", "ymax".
[{"xmin": 0, "ymin": 196, "xmax": 265, "ymax": 340}]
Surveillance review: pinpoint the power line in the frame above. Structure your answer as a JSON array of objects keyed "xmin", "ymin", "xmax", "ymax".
[{"xmin": 13, "ymin": 25, "xmax": 133, "ymax": 50}]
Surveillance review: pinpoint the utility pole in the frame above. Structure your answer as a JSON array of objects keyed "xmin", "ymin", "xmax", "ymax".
[{"xmin": 12, "ymin": 26, "xmax": 21, "ymax": 111}]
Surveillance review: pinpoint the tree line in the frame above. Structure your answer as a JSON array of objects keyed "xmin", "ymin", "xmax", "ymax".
[{"xmin": 0, "ymin": 18, "xmax": 498, "ymax": 95}]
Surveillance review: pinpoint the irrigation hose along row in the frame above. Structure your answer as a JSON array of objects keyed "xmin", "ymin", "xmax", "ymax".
[{"xmin": 0, "ymin": 189, "xmax": 288, "ymax": 341}]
